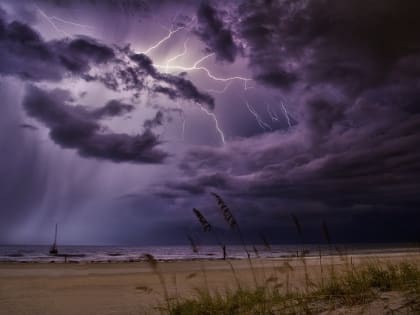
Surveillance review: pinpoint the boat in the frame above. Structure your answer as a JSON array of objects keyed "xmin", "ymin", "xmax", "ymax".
[{"xmin": 49, "ymin": 224, "xmax": 58, "ymax": 255}]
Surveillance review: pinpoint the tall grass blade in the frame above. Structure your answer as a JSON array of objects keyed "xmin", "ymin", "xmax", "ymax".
[
  {"xmin": 210, "ymin": 192, "xmax": 237, "ymax": 229},
  {"xmin": 321, "ymin": 220, "xmax": 331, "ymax": 244},
  {"xmin": 187, "ymin": 234, "xmax": 199, "ymax": 254},
  {"xmin": 192, "ymin": 208, "xmax": 212, "ymax": 232},
  {"xmin": 210, "ymin": 192, "xmax": 258, "ymax": 287},
  {"xmin": 259, "ymin": 232, "xmax": 272, "ymax": 252},
  {"xmin": 290, "ymin": 214, "xmax": 303, "ymax": 238}
]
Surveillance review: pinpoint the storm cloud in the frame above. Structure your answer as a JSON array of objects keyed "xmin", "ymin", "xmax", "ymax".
[
  {"xmin": 1, "ymin": 0, "xmax": 420, "ymax": 245},
  {"xmin": 22, "ymin": 85, "xmax": 168, "ymax": 164},
  {"xmin": 129, "ymin": 53, "xmax": 215, "ymax": 109},
  {"xmin": 237, "ymin": 0, "xmax": 420, "ymax": 93},
  {"xmin": 0, "ymin": 15, "xmax": 114, "ymax": 81},
  {"xmin": 0, "ymin": 11, "xmax": 215, "ymax": 110},
  {"xmin": 154, "ymin": 0, "xmax": 420, "ymax": 240},
  {"xmin": 195, "ymin": 2, "xmax": 238, "ymax": 63}
]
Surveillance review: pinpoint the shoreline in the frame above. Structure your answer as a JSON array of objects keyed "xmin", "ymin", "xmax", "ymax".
[{"xmin": 1, "ymin": 251, "xmax": 419, "ymax": 274}]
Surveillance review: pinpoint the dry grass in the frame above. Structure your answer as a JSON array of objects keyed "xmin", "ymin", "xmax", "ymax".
[
  {"xmin": 144, "ymin": 193, "xmax": 420, "ymax": 314},
  {"xmin": 151, "ymin": 260, "xmax": 420, "ymax": 315}
]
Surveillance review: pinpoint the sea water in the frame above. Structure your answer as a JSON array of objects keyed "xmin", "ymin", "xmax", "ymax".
[{"xmin": 0, "ymin": 244, "xmax": 418, "ymax": 263}]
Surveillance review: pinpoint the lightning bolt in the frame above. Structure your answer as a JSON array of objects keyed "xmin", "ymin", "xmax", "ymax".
[
  {"xmin": 281, "ymin": 102, "xmax": 292, "ymax": 128},
  {"xmin": 207, "ymin": 81, "xmax": 233, "ymax": 94},
  {"xmin": 131, "ymin": 14, "xmax": 257, "ymax": 145},
  {"xmin": 266, "ymin": 103, "xmax": 280, "ymax": 121},
  {"xmin": 140, "ymin": 15, "xmax": 196, "ymax": 55},
  {"xmin": 135, "ymin": 14, "xmax": 253, "ymax": 92},
  {"xmin": 243, "ymin": 98, "xmax": 272, "ymax": 131},
  {"xmin": 244, "ymin": 80, "xmax": 255, "ymax": 90},
  {"xmin": 140, "ymin": 25, "xmax": 186, "ymax": 55},
  {"xmin": 165, "ymin": 39, "xmax": 189, "ymax": 72},
  {"xmin": 37, "ymin": 9, "xmax": 244, "ymax": 146},
  {"xmin": 139, "ymin": 25, "xmax": 237, "ymax": 145},
  {"xmin": 36, "ymin": 5, "xmax": 93, "ymax": 37},
  {"xmin": 199, "ymin": 106, "xmax": 226, "ymax": 144},
  {"xmin": 181, "ymin": 117, "xmax": 186, "ymax": 141},
  {"xmin": 47, "ymin": 16, "xmax": 93, "ymax": 30},
  {"xmin": 154, "ymin": 53, "xmax": 252, "ymax": 89}
]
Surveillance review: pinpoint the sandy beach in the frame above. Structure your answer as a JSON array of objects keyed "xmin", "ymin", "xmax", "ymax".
[{"xmin": 1, "ymin": 251, "xmax": 419, "ymax": 315}]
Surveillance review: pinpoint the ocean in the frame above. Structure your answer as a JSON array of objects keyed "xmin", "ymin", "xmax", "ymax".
[{"xmin": 0, "ymin": 244, "xmax": 418, "ymax": 263}]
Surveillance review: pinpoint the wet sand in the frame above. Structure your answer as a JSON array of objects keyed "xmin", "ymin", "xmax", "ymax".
[{"xmin": 0, "ymin": 252, "xmax": 419, "ymax": 315}]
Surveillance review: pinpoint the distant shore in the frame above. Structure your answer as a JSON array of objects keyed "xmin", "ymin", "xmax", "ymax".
[
  {"xmin": 0, "ymin": 248, "xmax": 420, "ymax": 265},
  {"xmin": 1, "ymin": 251, "xmax": 419, "ymax": 314}
]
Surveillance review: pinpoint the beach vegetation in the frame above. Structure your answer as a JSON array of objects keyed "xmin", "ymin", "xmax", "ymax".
[{"xmin": 158, "ymin": 261, "xmax": 420, "ymax": 314}]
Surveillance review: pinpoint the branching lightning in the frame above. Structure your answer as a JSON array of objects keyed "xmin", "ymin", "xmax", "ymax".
[
  {"xmin": 138, "ymin": 22, "xmax": 244, "ymax": 145},
  {"xmin": 154, "ymin": 53, "xmax": 252, "ymax": 89},
  {"xmin": 140, "ymin": 15, "xmax": 197, "ymax": 55},
  {"xmin": 243, "ymin": 98, "xmax": 272, "ymax": 131},
  {"xmin": 38, "ymin": 9, "xmax": 253, "ymax": 146},
  {"xmin": 266, "ymin": 103, "xmax": 279, "ymax": 121},
  {"xmin": 48, "ymin": 16, "xmax": 93, "ymax": 29},
  {"xmin": 207, "ymin": 81, "xmax": 233, "ymax": 94},
  {"xmin": 157, "ymin": 52, "xmax": 253, "ymax": 148},
  {"xmin": 140, "ymin": 25, "xmax": 186, "ymax": 55},
  {"xmin": 267, "ymin": 102, "xmax": 293, "ymax": 128},
  {"xmin": 162, "ymin": 49, "xmax": 251, "ymax": 143},
  {"xmin": 165, "ymin": 39, "xmax": 189, "ymax": 72},
  {"xmin": 36, "ymin": 5, "xmax": 93, "ymax": 37}
]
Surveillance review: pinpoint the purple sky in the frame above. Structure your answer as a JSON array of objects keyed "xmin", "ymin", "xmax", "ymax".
[{"xmin": 1, "ymin": 0, "xmax": 419, "ymax": 245}]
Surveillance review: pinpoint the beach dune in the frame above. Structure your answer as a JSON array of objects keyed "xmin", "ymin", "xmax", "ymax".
[{"xmin": 0, "ymin": 252, "xmax": 419, "ymax": 315}]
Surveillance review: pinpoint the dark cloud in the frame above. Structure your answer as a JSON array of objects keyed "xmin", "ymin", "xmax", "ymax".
[
  {"xmin": 153, "ymin": 86, "xmax": 179, "ymax": 100},
  {"xmin": 0, "ymin": 16, "xmax": 114, "ymax": 81},
  {"xmin": 0, "ymin": 12, "xmax": 214, "ymax": 111},
  {"xmin": 22, "ymin": 85, "xmax": 168, "ymax": 164},
  {"xmin": 238, "ymin": 0, "xmax": 420, "ymax": 93},
  {"xmin": 90, "ymin": 99, "xmax": 134, "ymax": 119},
  {"xmin": 143, "ymin": 110, "xmax": 164, "ymax": 129},
  {"xmin": 54, "ymin": 36, "xmax": 115, "ymax": 74},
  {"xmin": 195, "ymin": 2, "xmax": 238, "ymax": 63},
  {"xmin": 157, "ymin": 79, "xmax": 420, "ymax": 238},
  {"xmin": 157, "ymin": 73, "xmax": 215, "ymax": 110},
  {"xmin": 115, "ymin": 65, "xmax": 144, "ymax": 91},
  {"xmin": 167, "ymin": 0, "xmax": 420, "ymax": 229},
  {"xmin": 0, "ymin": 19, "xmax": 64, "ymax": 81},
  {"xmin": 37, "ymin": 0, "xmax": 151, "ymax": 15},
  {"xmin": 129, "ymin": 53, "xmax": 215, "ymax": 109},
  {"xmin": 148, "ymin": 104, "xmax": 184, "ymax": 125},
  {"xmin": 2, "ymin": 0, "xmax": 420, "ymax": 244},
  {"xmin": 129, "ymin": 53, "xmax": 158, "ymax": 77},
  {"xmin": 255, "ymin": 70, "xmax": 298, "ymax": 89}
]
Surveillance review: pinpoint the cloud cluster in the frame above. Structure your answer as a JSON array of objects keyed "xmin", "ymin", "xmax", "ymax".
[
  {"xmin": 128, "ymin": 53, "xmax": 215, "ymax": 109},
  {"xmin": 90, "ymin": 99, "xmax": 134, "ymax": 119},
  {"xmin": 0, "ymin": 8, "xmax": 215, "ymax": 164},
  {"xmin": 154, "ymin": 0, "xmax": 420, "ymax": 238},
  {"xmin": 195, "ymin": 2, "xmax": 238, "ymax": 63},
  {"xmin": 23, "ymin": 85, "xmax": 168, "ymax": 164},
  {"xmin": 2, "ymin": 0, "xmax": 420, "ymax": 243},
  {"xmin": 0, "ymin": 16, "xmax": 114, "ymax": 81},
  {"xmin": 237, "ymin": 0, "xmax": 420, "ymax": 93}
]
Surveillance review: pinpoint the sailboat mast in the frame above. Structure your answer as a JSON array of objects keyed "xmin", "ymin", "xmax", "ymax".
[
  {"xmin": 54, "ymin": 223, "xmax": 58, "ymax": 245},
  {"xmin": 49, "ymin": 223, "xmax": 58, "ymax": 255}
]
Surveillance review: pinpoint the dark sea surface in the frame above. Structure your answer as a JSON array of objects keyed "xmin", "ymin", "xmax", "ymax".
[{"xmin": 0, "ymin": 244, "xmax": 418, "ymax": 263}]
